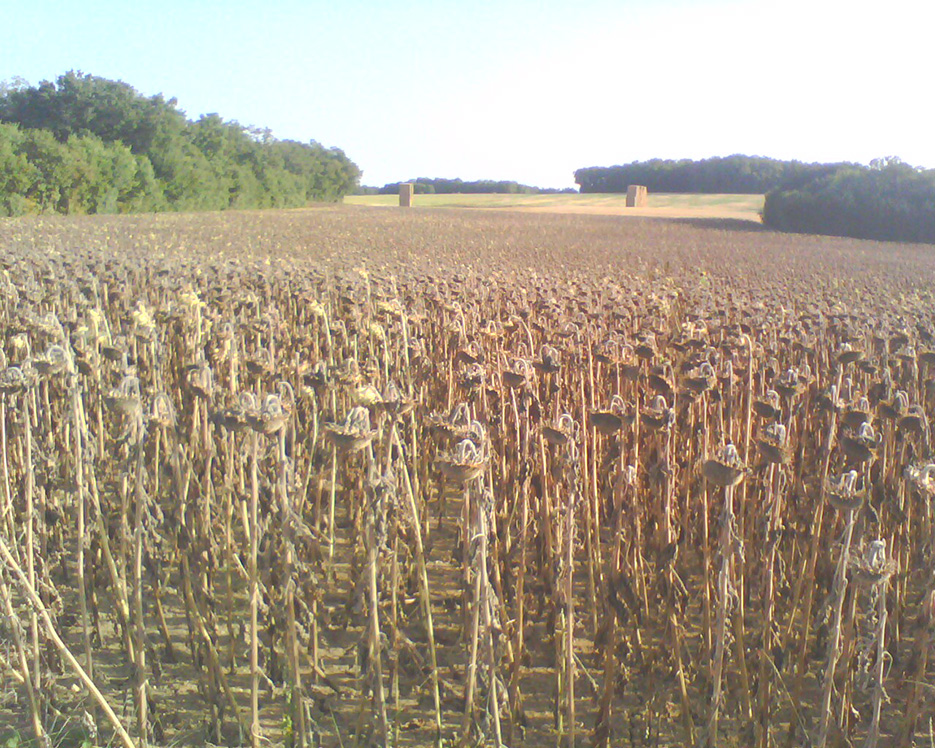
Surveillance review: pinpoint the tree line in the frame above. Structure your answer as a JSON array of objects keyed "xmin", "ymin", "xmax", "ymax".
[
  {"xmin": 0, "ymin": 72, "xmax": 361, "ymax": 216},
  {"xmin": 576, "ymin": 154, "xmax": 935, "ymax": 244},
  {"xmin": 574, "ymin": 155, "xmax": 851, "ymax": 195},
  {"xmin": 762, "ymin": 158, "xmax": 935, "ymax": 244},
  {"xmin": 356, "ymin": 177, "xmax": 575, "ymax": 195}
]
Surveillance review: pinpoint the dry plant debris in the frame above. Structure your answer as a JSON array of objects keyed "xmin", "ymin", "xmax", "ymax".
[{"xmin": 0, "ymin": 205, "xmax": 935, "ymax": 747}]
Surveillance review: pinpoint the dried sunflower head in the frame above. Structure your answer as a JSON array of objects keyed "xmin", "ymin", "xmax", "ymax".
[
  {"xmin": 533, "ymin": 345, "xmax": 561, "ymax": 375},
  {"xmin": 324, "ymin": 406, "xmax": 376, "ymax": 453},
  {"xmin": 703, "ymin": 443, "xmax": 746, "ymax": 487},
  {"xmin": 502, "ymin": 357, "xmax": 533, "ymax": 390},
  {"xmin": 851, "ymin": 539, "xmax": 896, "ymax": 587},
  {"xmin": 839, "ymin": 422, "xmax": 880, "ymax": 464},
  {"xmin": 753, "ymin": 389, "xmax": 783, "ymax": 420},
  {"xmin": 827, "ymin": 470, "xmax": 866, "ymax": 513},
  {"xmin": 590, "ymin": 395, "xmax": 634, "ymax": 436},
  {"xmin": 757, "ymin": 422, "xmax": 790, "ymax": 465},
  {"xmin": 105, "ymin": 374, "xmax": 142, "ymax": 417},
  {"xmin": 437, "ymin": 434, "xmax": 488, "ymax": 485},
  {"xmin": 34, "ymin": 344, "xmax": 75, "ymax": 379},
  {"xmin": 542, "ymin": 413, "xmax": 578, "ymax": 447},
  {"xmin": 0, "ymin": 365, "xmax": 37, "ymax": 396},
  {"xmin": 641, "ymin": 395, "xmax": 674, "ymax": 431}
]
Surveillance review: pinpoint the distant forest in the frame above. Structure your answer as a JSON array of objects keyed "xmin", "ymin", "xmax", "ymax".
[
  {"xmin": 577, "ymin": 155, "xmax": 935, "ymax": 244},
  {"xmin": 0, "ymin": 72, "xmax": 361, "ymax": 216},
  {"xmin": 574, "ymin": 155, "xmax": 851, "ymax": 195},
  {"xmin": 356, "ymin": 178, "xmax": 575, "ymax": 196},
  {"xmin": 763, "ymin": 158, "xmax": 935, "ymax": 244}
]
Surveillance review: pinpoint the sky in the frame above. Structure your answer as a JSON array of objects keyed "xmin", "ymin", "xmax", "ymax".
[{"xmin": 2, "ymin": 0, "xmax": 933, "ymax": 189}]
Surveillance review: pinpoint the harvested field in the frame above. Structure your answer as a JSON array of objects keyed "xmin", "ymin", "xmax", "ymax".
[
  {"xmin": 1, "ymin": 204, "xmax": 935, "ymax": 748},
  {"xmin": 344, "ymin": 193, "xmax": 766, "ymax": 222}
]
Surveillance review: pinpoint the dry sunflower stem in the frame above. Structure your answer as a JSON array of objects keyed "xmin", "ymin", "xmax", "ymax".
[{"xmin": 0, "ymin": 209, "xmax": 933, "ymax": 748}]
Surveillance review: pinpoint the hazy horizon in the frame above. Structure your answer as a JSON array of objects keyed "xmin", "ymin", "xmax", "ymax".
[{"xmin": 3, "ymin": 0, "xmax": 932, "ymax": 189}]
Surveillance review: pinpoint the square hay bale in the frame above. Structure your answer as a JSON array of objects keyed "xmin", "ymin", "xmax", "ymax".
[
  {"xmin": 626, "ymin": 185, "xmax": 648, "ymax": 208},
  {"xmin": 399, "ymin": 183, "xmax": 414, "ymax": 207}
]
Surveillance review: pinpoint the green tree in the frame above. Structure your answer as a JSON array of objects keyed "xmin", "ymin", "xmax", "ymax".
[
  {"xmin": 0, "ymin": 71, "xmax": 361, "ymax": 214},
  {"xmin": 0, "ymin": 123, "xmax": 38, "ymax": 215},
  {"xmin": 762, "ymin": 160, "xmax": 935, "ymax": 244}
]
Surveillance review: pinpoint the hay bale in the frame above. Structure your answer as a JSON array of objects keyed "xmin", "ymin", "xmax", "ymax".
[
  {"xmin": 399, "ymin": 183, "xmax": 414, "ymax": 208},
  {"xmin": 626, "ymin": 185, "xmax": 648, "ymax": 208}
]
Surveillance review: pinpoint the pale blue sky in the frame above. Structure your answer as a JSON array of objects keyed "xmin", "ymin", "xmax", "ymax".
[{"xmin": 2, "ymin": 0, "xmax": 932, "ymax": 188}]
